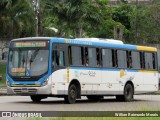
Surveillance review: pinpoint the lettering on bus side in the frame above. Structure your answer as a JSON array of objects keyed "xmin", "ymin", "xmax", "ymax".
[{"xmin": 88, "ymin": 71, "xmax": 96, "ymax": 77}]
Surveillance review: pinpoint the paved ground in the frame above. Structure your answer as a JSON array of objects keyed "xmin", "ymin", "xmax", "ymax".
[
  {"xmin": 0, "ymin": 95, "xmax": 160, "ymax": 111},
  {"xmin": 0, "ymin": 88, "xmax": 6, "ymax": 94}
]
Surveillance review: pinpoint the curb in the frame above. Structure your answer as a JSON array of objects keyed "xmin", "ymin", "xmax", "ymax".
[
  {"xmin": 0, "ymin": 85, "xmax": 6, "ymax": 87},
  {"xmin": 0, "ymin": 60, "xmax": 6, "ymax": 64},
  {"xmin": 0, "ymin": 88, "xmax": 7, "ymax": 95},
  {"xmin": 0, "ymin": 85, "xmax": 7, "ymax": 95}
]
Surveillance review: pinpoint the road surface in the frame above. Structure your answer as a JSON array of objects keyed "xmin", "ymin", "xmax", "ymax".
[{"xmin": 0, "ymin": 95, "xmax": 160, "ymax": 111}]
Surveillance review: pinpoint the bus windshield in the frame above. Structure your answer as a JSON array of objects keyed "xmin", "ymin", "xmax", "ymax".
[{"xmin": 8, "ymin": 47, "xmax": 49, "ymax": 78}]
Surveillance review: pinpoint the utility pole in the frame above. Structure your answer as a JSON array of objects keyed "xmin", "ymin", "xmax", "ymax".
[{"xmin": 32, "ymin": 0, "xmax": 40, "ymax": 36}]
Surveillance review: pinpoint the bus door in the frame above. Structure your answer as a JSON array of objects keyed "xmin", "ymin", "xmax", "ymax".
[
  {"xmin": 51, "ymin": 43, "xmax": 68, "ymax": 94},
  {"xmin": 52, "ymin": 43, "xmax": 67, "ymax": 71}
]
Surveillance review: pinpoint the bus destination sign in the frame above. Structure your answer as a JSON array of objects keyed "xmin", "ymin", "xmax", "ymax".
[{"xmin": 14, "ymin": 42, "xmax": 46, "ymax": 48}]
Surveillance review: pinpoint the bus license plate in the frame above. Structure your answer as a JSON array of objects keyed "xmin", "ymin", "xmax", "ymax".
[{"xmin": 21, "ymin": 88, "xmax": 28, "ymax": 92}]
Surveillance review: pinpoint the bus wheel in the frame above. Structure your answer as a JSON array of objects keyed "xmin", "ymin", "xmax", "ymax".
[
  {"xmin": 30, "ymin": 95, "xmax": 42, "ymax": 102},
  {"xmin": 116, "ymin": 83, "xmax": 134, "ymax": 102},
  {"xmin": 124, "ymin": 83, "xmax": 134, "ymax": 102},
  {"xmin": 64, "ymin": 84, "xmax": 77, "ymax": 104}
]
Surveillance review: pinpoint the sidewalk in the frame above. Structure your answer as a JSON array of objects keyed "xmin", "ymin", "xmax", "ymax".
[
  {"xmin": 154, "ymin": 90, "xmax": 160, "ymax": 94},
  {"xmin": 0, "ymin": 60, "xmax": 6, "ymax": 64},
  {"xmin": 0, "ymin": 88, "xmax": 7, "ymax": 94},
  {"xmin": 0, "ymin": 85, "xmax": 7, "ymax": 94}
]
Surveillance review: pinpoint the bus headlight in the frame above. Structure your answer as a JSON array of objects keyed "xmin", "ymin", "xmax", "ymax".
[
  {"xmin": 6, "ymin": 79, "xmax": 11, "ymax": 87},
  {"xmin": 41, "ymin": 79, "xmax": 49, "ymax": 86}
]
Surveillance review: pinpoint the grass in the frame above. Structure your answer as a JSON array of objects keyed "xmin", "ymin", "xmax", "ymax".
[{"xmin": 0, "ymin": 63, "xmax": 6, "ymax": 85}]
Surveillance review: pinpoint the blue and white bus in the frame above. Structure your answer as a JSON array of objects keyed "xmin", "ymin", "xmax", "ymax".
[{"xmin": 6, "ymin": 37, "xmax": 159, "ymax": 104}]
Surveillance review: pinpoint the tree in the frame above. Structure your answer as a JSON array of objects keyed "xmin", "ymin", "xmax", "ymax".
[
  {"xmin": 0, "ymin": 0, "xmax": 36, "ymax": 40},
  {"xmin": 129, "ymin": 3, "xmax": 160, "ymax": 44},
  {"xmin": 138, "ymin": 4, "xmax": 160, "ymax": 43},
  {"xmin": 42, "ymin": 0, "xmax": 112, "ymax": 38},
  {"xmin": 0, "ymin": 0, "xmax": 12, "ymax": 39},
  {"xmin": 112, "ymin": 3, "xmax": 135, "ymax": 42}
]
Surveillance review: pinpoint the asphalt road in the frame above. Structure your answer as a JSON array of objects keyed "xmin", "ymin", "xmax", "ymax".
[{"xmin": 0, "ymin": 95, "xmax": 160, "ymax": 111}]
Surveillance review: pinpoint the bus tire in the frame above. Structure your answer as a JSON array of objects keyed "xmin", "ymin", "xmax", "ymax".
[
  {"xmin": 124, "ymin": 83, "xmax": 134, "ymax": 102},
  {"xmin": 30, "ymin": 95, "xmax": 42, "ymax": 102},
  {"xmin": 64, "ymin": 84, "xmax": 77, "ymax": 104},
  {"xmin": 116, "ymin": 83, "xmax": 134, "ymax": 102}
]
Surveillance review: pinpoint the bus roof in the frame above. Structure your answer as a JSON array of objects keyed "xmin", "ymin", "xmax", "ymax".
[
  {"xmin": 12, "ymin": 37, "xmax": 51, "ymax": 41},
  {"xmin": 11, "ymin": 37, "xmax": 157, "ymax": 52}
]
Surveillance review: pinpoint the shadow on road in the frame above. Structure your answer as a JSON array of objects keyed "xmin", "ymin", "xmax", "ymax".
[{"xmin": 11, "ymin": 98, "xmax": 147, "ymax": 105}]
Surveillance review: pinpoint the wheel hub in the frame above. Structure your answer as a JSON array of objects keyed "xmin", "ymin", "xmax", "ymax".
[{"xmin": 70, "ymin": 89, "xmax": 76, "ymax": 99}]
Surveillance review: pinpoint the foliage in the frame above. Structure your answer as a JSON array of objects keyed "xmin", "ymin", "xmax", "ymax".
[
  {"xmin": 112, "ymin": 3, "xmax": 133, "ymax": 30},
  {"xmin": 112, "ymin": 3, "xmax": 137, "ymax": 43},
  {"xmin": 137, "ymin": 4, "xmax": 160, "ymax": 44},
  {"xmin": 1, "ymin": 0, "xmax": 160, "ymax": 44},
  {"xmin": 42, "ymin": 0, "xmax": 112, "ymax": 38},
  {"xmin": 129, "ymin": 3, "xmax": 160, "ymax": 44},
  {"xmin": 0, "ymin": 0, "xmax": 36, "ymax": 40},
  {"xmin": 0, "ymin": 63, "xmax": 6, "ymax": 85}
]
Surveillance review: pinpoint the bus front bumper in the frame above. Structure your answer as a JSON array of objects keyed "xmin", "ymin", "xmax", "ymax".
[{"xmin": 6, "ymin": 84, "xmax": 52, "ymax": 95}]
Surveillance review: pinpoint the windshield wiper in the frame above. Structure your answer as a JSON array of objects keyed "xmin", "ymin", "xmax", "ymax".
[{"xmin": 29, "ymin": 49, "xmax": 40, "ymax": 65}]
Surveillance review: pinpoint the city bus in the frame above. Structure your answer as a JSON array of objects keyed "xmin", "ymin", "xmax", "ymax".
[{"xmin": 6, "ymin": 37, "xmax": 159, "ymax": 104}]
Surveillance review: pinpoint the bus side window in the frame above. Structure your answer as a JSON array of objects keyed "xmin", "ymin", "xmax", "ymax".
[
  {"xmin": 85, "ymin": 47, "xmax": 96, "ymax": 67},
  {"xmin": 88, "ymin": 48, "xmax": 96, "ymax": 67},
  {"xmin": 96, "ymin": 48, "xmax": 100, "ymax": 67},
  {"xmin": 81, "ymin": 47, "xmax": 85, "ymax": 65},
  {"xmin": 52, "ymin": 50, "xmax": 65, "ymax": 67},
  {"xmin": 52, "ymin": 50, "xmax": 54, "ymax": 67},
  {"xmin": 59, "ymin": 51, "xmax": 65, "ymax": 66},
  {"xmin": 131, "ymin": 51, "xmax": 140, "ymax": 69},
  {"xmin": 69, "ymin": 46, "xmax": 84, "ymax": 66},
  {"xmin": 68, "ymin": 46, "xmax": 72, "ymax": 65},
  {"xmin": 85, "ymin": 47, "xmax": 89, "ymax": 66},
  {"xmin": 152, "ymin": 53, "xmax": 156, "ymax": 69},
  {"xmin": 102, "ymin": 49, "xmax": 112, "ymax": 68},
  {"xmin": 140, "ymin": 52, "xmax": 145, "ymax": 69},
  {"xmin": 127, "ymin": 51, "xmax": 132, "ymax": 68},
  {"xmin": 117, "ymin": 50, "xmax": 127, "ymax": 68},
  {"xmin": 112, "ymin": 49, "xmax": 118, "ymax": 67},
  {"xmin": 144, "ymin": 52, "xmax": 154, "ymax": 70},
  {"xmin": 52, "ymin": 50, "xmax": 59, "ymax": 66}
]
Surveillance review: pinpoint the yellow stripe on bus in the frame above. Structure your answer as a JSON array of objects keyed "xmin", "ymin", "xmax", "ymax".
[
  {"xmin": 65, "ymin": 39, "xmax": 68, "ymax": 44},
  {"xmin": 139, "ymin": 70, "xmax": 158, "ymax": 73},
  {"xmin": 67, "ymin": 68, "xmax": 70, "ymax": 83},
  {"xmin": 137, "ymin": 46, "xmax": 157, "ymax": 52}
]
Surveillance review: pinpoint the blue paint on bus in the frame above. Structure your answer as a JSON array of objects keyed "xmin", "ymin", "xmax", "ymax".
[{"xmin": 50, "ymin": 38, "xmax": 137, "ymax": 50}]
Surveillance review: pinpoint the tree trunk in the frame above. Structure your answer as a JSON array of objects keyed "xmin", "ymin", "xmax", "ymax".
[
  {"xmin": 11, "ymin": 20, "xmax": 14, "ymax": 39},
  {"xmin": 78, "ymin": 18, "xmax": 83, "ymax": 38}
]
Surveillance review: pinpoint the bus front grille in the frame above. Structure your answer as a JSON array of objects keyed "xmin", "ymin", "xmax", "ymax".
[{"xmin": 14, "ymin": 88, "xmax": 37, "ymax": 94}]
